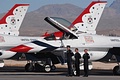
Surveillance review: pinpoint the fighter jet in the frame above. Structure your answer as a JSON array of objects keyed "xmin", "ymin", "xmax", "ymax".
[{"xmin": 11, "ymin": 1, "xmax": 119, "ymax": 75}]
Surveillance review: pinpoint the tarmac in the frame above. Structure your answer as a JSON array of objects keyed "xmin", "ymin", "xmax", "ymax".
[
  {"xmin": 0, "ymin": 60, "xmax": 119, "ymax": 80},
  {"xmin": 4, "ymin": 60, "xmax": 118, "ymax": 69}
]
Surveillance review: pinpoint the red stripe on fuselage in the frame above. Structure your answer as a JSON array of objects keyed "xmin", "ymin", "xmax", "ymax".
[{"xmin": 10, "ymin": 45, "xmax": 32, "ymax": 53}]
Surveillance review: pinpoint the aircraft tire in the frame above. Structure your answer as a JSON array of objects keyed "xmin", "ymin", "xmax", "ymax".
[
  {"xmin": 44, "ymin": 65, "xmax": 51, "ymax": 72},
  {"xmin": 25, "ymin": 63, "xmax": 34, "ymax": 72},
  {"xmin": 113, "ymin": 66, "xmax": 120, "ymax": 75}
]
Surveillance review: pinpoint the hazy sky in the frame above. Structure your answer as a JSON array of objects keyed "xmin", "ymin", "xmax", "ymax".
[{"xmin": 0, "ymin": 0, "xmax": 115, "ymax": 13}]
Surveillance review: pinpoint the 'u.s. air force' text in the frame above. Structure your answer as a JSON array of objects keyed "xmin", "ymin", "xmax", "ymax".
[{"xmin": 21, "ymin": 39, "xmax": 36, "ymax": 41}]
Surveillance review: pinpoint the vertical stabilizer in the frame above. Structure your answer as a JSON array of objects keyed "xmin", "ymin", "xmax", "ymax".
[
  {"xmin": 71, "ymin": 1, "xmax": 107, "ymax": 34},
  {"xmin": 0, "ymin": 4, "xmax": 29, "ymax": 36}
]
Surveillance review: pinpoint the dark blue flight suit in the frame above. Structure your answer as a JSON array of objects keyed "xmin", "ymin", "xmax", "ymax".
[
  {"xmin": 66, "ymin": 50, "xmax": 74, "ymax": 76},
  {"xmin": 74, "ymin": 52, "xmax": 81, "ymax": 76},
  {"xmin": 83, "ymin": 53, "xmax": 90, "ymax": 77}
]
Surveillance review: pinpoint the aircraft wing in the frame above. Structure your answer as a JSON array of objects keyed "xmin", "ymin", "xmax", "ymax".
[{"xmin": 44, "ymin": 17, "xmax": 78, "ymax": 39}]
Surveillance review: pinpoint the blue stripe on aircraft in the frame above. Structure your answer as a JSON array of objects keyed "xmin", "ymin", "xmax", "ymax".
[
  {"xmin": 32, "ymin": 40, "xmax": 59, "ymax": 52},
  {"xmin": 32, "ymin": 40, "xmax": 58, "ymax": 49}
]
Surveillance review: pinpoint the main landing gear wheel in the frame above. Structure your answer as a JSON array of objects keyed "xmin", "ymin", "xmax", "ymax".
[
  {"xmin": 25, "ymin": 63, "xmax": 34, "ymax": 72},
  {"xmin": 113, "ymin": 66, "xmax": 120, "ymax": 75},
  {"xmin": 44, "ymin": 65, "xmax": 51, "ymax": 72}
]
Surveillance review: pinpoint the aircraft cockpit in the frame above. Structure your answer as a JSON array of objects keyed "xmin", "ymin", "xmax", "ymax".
[
  {"xmin": 44, "ymin": 33, "xmax": 56, "ymax": 40},
  {"xmin": 44, "ymin": 17, "xmax": 78, "ymax": 40}
]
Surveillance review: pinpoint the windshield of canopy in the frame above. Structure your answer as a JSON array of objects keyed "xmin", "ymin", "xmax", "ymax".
[{"xmin": 50, "ymin": 17, "xmax": 77, "ymax": 32}]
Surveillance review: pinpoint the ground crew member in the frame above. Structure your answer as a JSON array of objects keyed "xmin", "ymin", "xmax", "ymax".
[
  {"xmin": 83, "ymin": 49, "xmax": 90, "ymax": 77},
  {"xmin": 74, "ymin": 48, "xmax": 81, "ymax": 76},
  {"xmin": 66, "ymin": 45, "xmax": 74, "ymax": 76}
]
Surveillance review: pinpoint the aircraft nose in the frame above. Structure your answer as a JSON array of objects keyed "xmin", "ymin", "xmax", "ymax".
[{"xmin": 10, "ymin": 45, "xmax": 33, "ymax": 53}]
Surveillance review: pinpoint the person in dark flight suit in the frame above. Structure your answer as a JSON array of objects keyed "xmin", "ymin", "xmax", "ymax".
[
  {"xmin": 74, "ymin": 48, "xmax": 81, "ymax": 76},
  {"xmin": 83, "ymin": 49, "xmax": 90, "ymax": 77},
  {"xmin": 66, "ymin": 45, "xmax": 74, "ymax": 76}
]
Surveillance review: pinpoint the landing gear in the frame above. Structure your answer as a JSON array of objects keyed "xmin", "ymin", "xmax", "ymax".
[
  {"xmin": 113, "ymin": 63, "xmax": 120, "ymax": 75},
  {"xmin": 34, "ymin": 63, "xmax": 44, "ymax": 72},
  {"xmin": 25, "ymin": 59, "xmax": 55, "ymax": 72},
  {"xmin": 25, "ymin": 63, "xmax": 34, "ymax": 72},
  {"xmin": 44, "ymin": 65, "xmax": 51, "ymax": 72}
]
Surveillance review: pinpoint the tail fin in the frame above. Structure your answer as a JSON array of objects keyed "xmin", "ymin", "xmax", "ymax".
[
  {"xmin": 0, "ymin": 4, "xmax": 29, "ymax": 36},
  {"xmin": 71, "ymin": 1, "xmax": 107, "ymax": 34}
]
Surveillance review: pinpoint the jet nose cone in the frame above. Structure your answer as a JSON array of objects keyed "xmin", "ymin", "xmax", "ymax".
[{"xmin": 10, "ymin": 45, "xmax": 33, "ymax": 53}]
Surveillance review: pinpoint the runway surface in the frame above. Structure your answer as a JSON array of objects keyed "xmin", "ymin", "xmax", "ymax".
[{"xmin": 0, "ymin": 66, "xmax": 120, "ymax": 80}]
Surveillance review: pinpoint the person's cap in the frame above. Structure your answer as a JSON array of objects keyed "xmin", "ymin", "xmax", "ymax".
[{"xmin": 66, "ymin": 45, "xmax": 70, "ymax": 48}]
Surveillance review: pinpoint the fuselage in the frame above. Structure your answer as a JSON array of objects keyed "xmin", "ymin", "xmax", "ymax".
[{"xmin": 8, "ymin": 33, "xmax": 120, "ymax": 61}]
